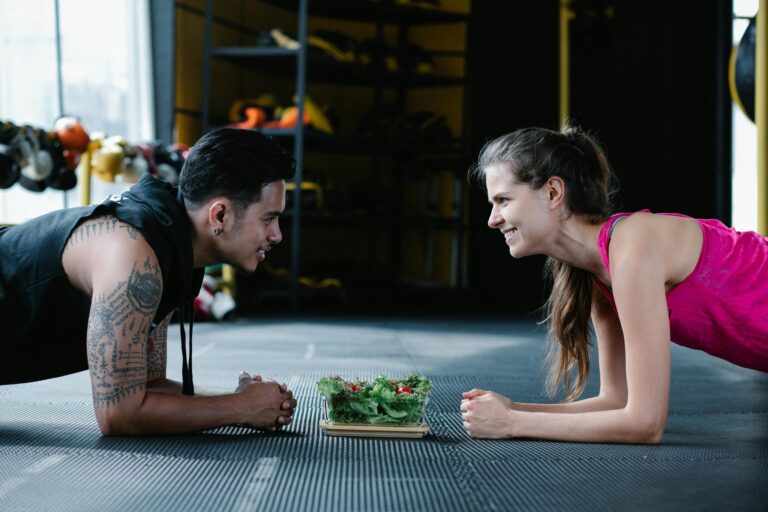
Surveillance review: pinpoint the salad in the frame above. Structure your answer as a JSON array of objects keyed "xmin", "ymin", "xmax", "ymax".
[{"xmin": 317, "ymin": 375, "xmax": 432, "ymax": 425}]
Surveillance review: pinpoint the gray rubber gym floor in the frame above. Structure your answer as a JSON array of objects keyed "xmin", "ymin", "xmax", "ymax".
[{"xmin": 1, "ymin": 317, "xmax": 767, "ymax": 511}]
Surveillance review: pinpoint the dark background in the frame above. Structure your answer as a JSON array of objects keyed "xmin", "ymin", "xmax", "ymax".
[
  {"xmin": 465, "ymin": 0, "xmax": 732, "ymax": 315},
  {"xmin": 175, "ymin": 0, "xmax": 735, "ymax": 316}
]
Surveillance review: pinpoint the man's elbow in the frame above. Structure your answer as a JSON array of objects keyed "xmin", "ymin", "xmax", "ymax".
[
  {"xmin": 98, "ymin": 421, "xmax": 118, "ymax": 436},
  {"xmin": 95, "ymin": 408, "xmax": 143, "ymax": 436}
]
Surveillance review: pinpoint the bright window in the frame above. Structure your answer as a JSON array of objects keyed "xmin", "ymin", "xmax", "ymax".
[
  {"xmin": 0, "ymin": 0, "xmax": 154, "ymax": 224},
  {"xmin": 732, "ymin": 0, "xmax": 759, "ymax": 231}
]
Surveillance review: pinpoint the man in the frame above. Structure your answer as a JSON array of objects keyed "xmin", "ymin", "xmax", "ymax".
[{"xmin": 0, "ymin": 128, "xmax": 297, "ymax": 435}]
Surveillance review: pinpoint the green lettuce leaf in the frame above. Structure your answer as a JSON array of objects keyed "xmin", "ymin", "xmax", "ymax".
[{"xmin": 316, "ymin": 374, "xmax": 432, "ymax": 425}]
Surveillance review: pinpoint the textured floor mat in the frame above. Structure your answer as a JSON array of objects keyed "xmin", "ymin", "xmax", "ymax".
[{"xmin": 1, "ymin": 317, "xmax": 766, "ymax": 511}]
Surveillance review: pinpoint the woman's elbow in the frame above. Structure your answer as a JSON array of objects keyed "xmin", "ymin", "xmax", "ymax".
[
  {"xmin": 645, "ymin": 430, "xmax": 664, "ymax": 445},
  {"xmin": 627, "ymin": 411, "xmax": 666, "ymax": 444},
  {"xmin": 598, "ymin": 390, "xmax": 628, "ymax": 410},
  {"xmin": 634, "ymin": 423, "xmax": 664, "ymax": 444}
]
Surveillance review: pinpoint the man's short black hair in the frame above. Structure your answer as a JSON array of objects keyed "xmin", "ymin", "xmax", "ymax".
[{"xmin": 179, "ymin": 128, "xmax": 295, "ymax": 212}]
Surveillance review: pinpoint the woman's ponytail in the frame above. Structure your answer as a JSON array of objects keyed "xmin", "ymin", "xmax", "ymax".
[
  {"xmin": 474, "ymin": 124, "xmax": 617, "ymax": 401},
  {"xmin": 543, "ymin": 258, "xmax": 594, "ymax": 401}
]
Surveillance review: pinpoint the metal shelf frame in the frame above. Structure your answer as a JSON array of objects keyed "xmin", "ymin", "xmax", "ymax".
[
  {"xmin": 201, "ymin": 0, "xmax": 309, "ymax": 308},
  {"xmin": 200, "ymin": 0, "xmax": 470, "ymax": 307}
]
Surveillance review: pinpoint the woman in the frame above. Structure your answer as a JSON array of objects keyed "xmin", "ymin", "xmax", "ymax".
[{"xmin": 461, "ymin": 126, "xmax": 768, "ymax": 443}]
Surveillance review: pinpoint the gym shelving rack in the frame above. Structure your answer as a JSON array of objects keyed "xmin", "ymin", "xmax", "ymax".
[
  {"xmin": 201, "ymin": 0, "xmax": 308, "ymax": 308},
  {"xmin": 200, "ymin": 0, "xmax": 470, "ymax": 309}
]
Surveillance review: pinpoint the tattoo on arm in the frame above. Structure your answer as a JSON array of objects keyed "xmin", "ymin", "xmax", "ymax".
[
  {"xmin": 87, "ymin": 257, "xmax": 162, "ymax": 407},
  {"xmin": 146, "ymin": 315, "xmax": 171, "ymax": 381},
  {"xmin": 122, "ymin": 225, "xmax": 138, "ymax": 240},
  {"xmin": 64, "ymin": 216, "xmax": 139, "ymax": 256},
  {"xmin": 128, "ymin": 258, "xmax": 163, "ymax": 313}
]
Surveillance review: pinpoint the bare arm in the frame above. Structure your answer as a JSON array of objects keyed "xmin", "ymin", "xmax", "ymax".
[
  {"xmin": 67, "ymin": 217, "xmax": 296, "ymax": 435},
  {"xmin": 131, "ymin": 284, "xmax": 292, "ymax": 423},
  {"xmin": 462, "ymin": 289, "xmax": 628, "ymax": 414},
  {"xmin": 144, "ymin": 314, "xmax": 230, "ymax": 397},
  {"xmin": 462, "ymin": 218, "xmax": 671, "ymax": 443},
  {"xmin": 499, "ymin": 249, "xmax": 669, "ymax": 443}
]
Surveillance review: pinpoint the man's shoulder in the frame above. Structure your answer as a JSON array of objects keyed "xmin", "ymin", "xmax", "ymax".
[
  {"xmin": 62, "ymin": 214, "xmax": 162, "ymax": 294},
  {"xmin": 65, "ymin": 214, "xmax": 151, "ymax": 252}
]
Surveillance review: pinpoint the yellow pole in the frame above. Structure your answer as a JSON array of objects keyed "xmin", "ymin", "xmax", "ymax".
[
  {"xmin": 560, "ymin": 0, "xmax": 573, "ymax": 129},
  {"xmin": 221, "ymin": 264, "xmax": 236, "ymax": 297},
  {"xmin": 79, "ymin": 142, "xmax": 96, "ymax": 206},
  {"xmin": 758, "ymin": 2, "xmax": 768, "ymax": 234}
]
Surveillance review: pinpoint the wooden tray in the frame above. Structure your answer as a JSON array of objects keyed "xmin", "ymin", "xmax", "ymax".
[{"xmin": 319, "ymin": 420, "xmax": 429, "ymax": 438}]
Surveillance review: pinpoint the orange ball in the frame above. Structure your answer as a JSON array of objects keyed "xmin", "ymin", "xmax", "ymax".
[
  {"xmin": 62, "ymin": 149, "xmax": 81, "ymax": 170},
  {"xmin": 54, "ymin": 117, "xmax": 90, "ymax": 152}
]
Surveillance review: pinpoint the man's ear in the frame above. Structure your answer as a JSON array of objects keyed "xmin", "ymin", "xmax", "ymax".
[
  {"xmin": 207, "ymin": 199, "xmax": 229, "ymax": 228},
  {"xmin": 546, "ymin": 176, "xmax": 566, "ymax": 210}
]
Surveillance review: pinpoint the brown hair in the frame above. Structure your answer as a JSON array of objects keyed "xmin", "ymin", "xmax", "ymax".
[{"xmin": 471, "ymin": 125, "xmax": 617, "ymax": 401}]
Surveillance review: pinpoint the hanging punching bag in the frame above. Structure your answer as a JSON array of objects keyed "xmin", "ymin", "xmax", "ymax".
[{"xmin": 731, "ymin": 17, "xmax": 756, "ymax": 122}]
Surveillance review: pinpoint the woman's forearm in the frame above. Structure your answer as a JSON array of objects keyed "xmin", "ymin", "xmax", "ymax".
[
  {"xmin": 506, "ymin": 407, "xmax": 664, "ymax": 444},
  {"xmin": 512, "ymin": 394, "xmax": 625, "ymax": 414}
]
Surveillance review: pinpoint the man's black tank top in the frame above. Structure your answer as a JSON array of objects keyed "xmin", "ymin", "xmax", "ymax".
[{"xmin": 0, "ymin": 174, "xmax": 204, "ymax": 384}]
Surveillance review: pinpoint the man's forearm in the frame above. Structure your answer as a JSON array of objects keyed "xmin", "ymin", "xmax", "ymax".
[
  {"xmin": 103, "ymin": 391, "xmax": 245, "ymax": 435},
  {"xmin": 147, "ymin": 378, "xmax": 227, "ymax": 397}
]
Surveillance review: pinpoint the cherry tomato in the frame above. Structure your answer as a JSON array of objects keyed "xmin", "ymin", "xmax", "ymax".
[
  {"xmin": 398, "ymin": 386, "xmax": 413, "ymax": 394},
  {"xmin": 350, "ymin": 384, "xmax": 358, "ymax": 391}
]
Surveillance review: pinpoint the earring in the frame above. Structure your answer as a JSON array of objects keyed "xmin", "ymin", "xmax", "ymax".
[{"xmin": 213, "ymin": 227, "xmax": 222, "ymax": 236}]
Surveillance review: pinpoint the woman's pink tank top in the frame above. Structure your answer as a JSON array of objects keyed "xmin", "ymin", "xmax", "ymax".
[{"xmin": 594, "ymin": 211, "xmax": 768, "ymax": 372}]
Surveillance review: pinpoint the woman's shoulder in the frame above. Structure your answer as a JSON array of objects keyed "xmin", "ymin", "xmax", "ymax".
[
  {"xmin": 608, "ymin": 212, "xmax": 661, "ymax": 255},
  {"xmin": 609, "ymin": 211, "xmax": 703, "ymax": 284},
  {"xmin": 611, "ymin": 211, "xmax": 701, "ymax": 247},
  {"xmin": 613, "ymin": 210, "xmax": 696, "ymax": 238}
]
